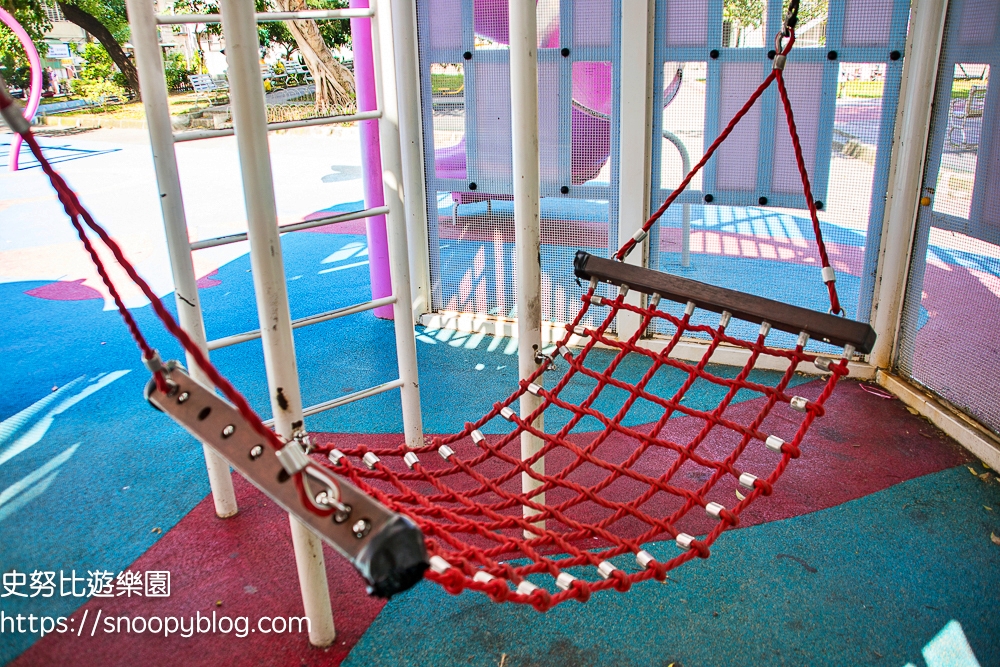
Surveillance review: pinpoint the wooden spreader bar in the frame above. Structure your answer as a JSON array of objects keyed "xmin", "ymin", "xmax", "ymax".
[{"xmin": 573, "ymin": 251, "xmax": 877, "ymax": 353}]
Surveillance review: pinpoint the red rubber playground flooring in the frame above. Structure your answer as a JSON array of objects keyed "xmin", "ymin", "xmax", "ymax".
[{"xmin": 10, "ymin": 381, "xmax": 982, "ymax": 667}]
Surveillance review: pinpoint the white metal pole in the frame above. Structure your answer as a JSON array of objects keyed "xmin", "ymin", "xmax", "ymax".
[
  {"xmin": 508, "ymin": 0, "xmax": 544, "ymax": 532},
  {"xmin": 372, "ymin": 0, "xmax": 425, "ymax": 449},
  {"xmin": 616, "ymin": 0, "xmax": 657, "ymax": 338},
  {"xmin": 869, "ymin": 0, "xmax": 949, "ymax": 369},
  {"xmin": 217, "ymin": 0, "xmax": 335, "ymax": 646},
  {"xmin": 390, "ymin": 0, "xmax": 432, "ymax": 318},
  {"xmin": 125, "ymin": 0, "xmax": 238, "ymax": 519}
]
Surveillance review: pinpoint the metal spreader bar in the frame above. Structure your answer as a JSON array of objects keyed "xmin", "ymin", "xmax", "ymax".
[{"xmin": 146, "ymin": 364, "xmax": 428, "ymax": 597}]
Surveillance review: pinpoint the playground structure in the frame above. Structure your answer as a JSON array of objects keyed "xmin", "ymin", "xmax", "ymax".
[{"xmin": 2, "ymin": 0, "xmax": 999, "ymax": 661}]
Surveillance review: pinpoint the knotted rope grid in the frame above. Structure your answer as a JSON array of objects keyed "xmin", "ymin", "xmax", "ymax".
[{"xmin": 2, "ymin": 17, "xmax": 852, "ymax": 609}]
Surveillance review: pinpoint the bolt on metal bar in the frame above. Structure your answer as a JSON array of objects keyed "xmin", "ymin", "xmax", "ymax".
[
  {"xmin": 190, "ymin": 205, "xmax": 389, "ymax": 250},
  {"xmin": 206, "ymin": 295, "xmax": 398, "ymax": 351},
  {"xmin": 155, "ymin": 8, "xmax": 374, "ymax": 24},
  {"xmin": 173, "ymin": 110, "xmax": 383, "ymax": 143}
]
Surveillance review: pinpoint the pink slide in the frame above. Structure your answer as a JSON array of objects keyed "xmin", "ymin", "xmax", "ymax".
[{"xmin": 434, "ymin": 0, "xmax": 681, "ymax": 202}]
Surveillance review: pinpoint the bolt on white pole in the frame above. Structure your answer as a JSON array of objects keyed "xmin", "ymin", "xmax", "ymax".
[
  {"xmin": 217, "ymin": 0, "xmax": 335, "ymax": 646},
  {"xmin": 125, "ymin": 0, "xmax": 237, "ymax": 519},
  {"xmin": 372, "ymin": 0, "xmax": 425, "ymax": 449},
  {"xmin": 508, "ymin": 0, "xmax": 545, "ymax": 534}
]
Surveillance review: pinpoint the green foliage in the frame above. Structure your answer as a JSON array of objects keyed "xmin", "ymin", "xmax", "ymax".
[
  {"xmin": 69, "ymin": 41, "xmax": 126, "ymax": 102},
  {"xmin": 74, "ymin": 0, "xmax": 130, "ymax": 43},
  {"xmin": 723, "ymin": 0, "xmax": 765, "ymax": 30},
  {"xmin": 0, "ymin": 0, "xmax": 50, "ymax": 82},
  {"xmin": 257, "ymin": 0, "xmax": 351, "ymax": 57},
  {"xmin": 163, "ymin": 50, "xmax": 196, "ymax": 90},
  {"xmin": 723, "ymin": 0, "xmax": 829, "ymax": 32},
  {"xmin": 784, "ymin": 0, "xmax": 829, "ymax": 27}
]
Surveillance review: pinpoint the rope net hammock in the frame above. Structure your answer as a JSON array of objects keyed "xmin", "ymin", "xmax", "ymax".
[{"xmin": 0, "ymin": 6, "xmax": 873, "ymax": 611}]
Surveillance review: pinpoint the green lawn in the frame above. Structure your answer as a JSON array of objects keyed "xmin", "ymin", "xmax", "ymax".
[
  {"xmin": 838, "ymin": 76, "xmax": 989, "ymax": 100},
  {"xmin": 431, "ymin": 73, "xmax": 464, "ymax": 96}
]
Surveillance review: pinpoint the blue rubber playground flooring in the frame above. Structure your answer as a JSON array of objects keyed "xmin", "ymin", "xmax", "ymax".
[{"xmin": 2, "ymin": 131, "xmax": 999, "ymax": 666}]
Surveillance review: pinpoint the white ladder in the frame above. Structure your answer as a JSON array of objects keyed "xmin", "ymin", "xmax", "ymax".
[{"xmin": 124, "ymin": 0, "xmax": 423, "ymax": 646}]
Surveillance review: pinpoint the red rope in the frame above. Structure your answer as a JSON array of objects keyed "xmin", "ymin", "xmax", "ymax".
[
  {"xmin": 773, "ymin": 68, "xmax": 842, "ymax": 314},
  {"xmin": 615, "ymin": 33, "xmax": 842, "ymax": 315},
  {"xmin": 3, "ymin": 29, "xmax": 851, "ymax": 608},
  {"xmin": 20, "ymin": 132, "xmax": 285, "ymax": 454},
  {"xmin": 314, "ymin": 291, "xmax": 848, "ymax": 610}
]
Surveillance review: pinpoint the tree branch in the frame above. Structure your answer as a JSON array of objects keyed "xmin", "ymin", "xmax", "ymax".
[{"xmin": 58, "ymin": 1, "xmax": 141, "ymax": 97}]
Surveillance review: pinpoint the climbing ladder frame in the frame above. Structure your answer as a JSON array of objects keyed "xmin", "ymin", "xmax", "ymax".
[{"xmin": 125, "ymin": 0, "xmax": 425, "ymax": 646}]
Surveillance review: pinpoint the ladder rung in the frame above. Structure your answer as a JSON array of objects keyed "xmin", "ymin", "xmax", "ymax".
[
  {"xmin": 207, "ymin": 296, "xmax": 397, "ymax": 351},
  {"xmin": 155, "ymin": 8, "xmax": 374, "ymax": 24},
  {"xmin": 173, "ymin": 110, "xmax": 382, "ymax": 143},
  {"xmin": 262, "ymin": 379, "xmax": 405, "ymax": 426},
  {"xmin": 190, "ymin": 205, "xmax": 389, "ymax": 250}
]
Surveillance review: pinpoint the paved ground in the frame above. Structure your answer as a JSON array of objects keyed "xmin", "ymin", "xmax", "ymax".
[{"xmin": 2, "ymin": 126, "xmax": 999, "ymax": 666}]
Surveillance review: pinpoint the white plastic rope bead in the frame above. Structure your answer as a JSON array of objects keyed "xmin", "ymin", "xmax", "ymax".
[
  {"xmin": 597, "ymin": 561, "xmax": 617, "ymax": 579},
  {"xmin": 555, "ymin": 572, "xmax": 577, "ymax": 591},
  {"xmin": 822, "ymin": 266, "xmax": 836, "ymax": 283},
  {"xmin": 500, "ymin": 406, "xmax": 516, "ymax": 420},
  {"xmin": 759, "ymin": 321, "xmax": 772, "ymax": 337},
  {"xmin": 765, "ymin": 435, "xmax": 785, "ymax": 452},
  {"xmin": 843, "ymin": 344, "xmax": 856, "ymax": 360},
  {"xmin": 632, "ymin": 228, "xmax": 648, "ymax": 243},
  {"xmin": 814, "ymin": 357, "xmax": 832, "ymax": 372},
  {"xmin": 719, "ymin": 310, "xmax": 732, "ymax": 329},
  {"xmin": 327, "ymin": 449, "xmax": 345, "ymax": 465},
  {"xmin": 403, "ymin": 452, "xmax": 419, "ymax": 469},
  {"xmin": 362, "ymin": 452, "xmax": 380, "ymax": 469},
  {"xmin": 618, "ymin": 284, "xmax": 630, "ymax": 298},
  {"xmin": 649, "ymin": 294, "xmax": 661, "ymax": 309},
  {"xmin": 797, "ymin": 331, "xmax": 810, "ymax": 348},
  {"xmin": 473, "ymin": 571, "xmax": 495, "ymax": 584},
  {"xmin": 558, "ymin": 345, "xmax": 571, "ymax": 358},
  {"xmin": 526, "ymin": 383, "xmax": 542, "ymax": 396},
  {"xmin": 438, "ymin": 445, "xmax": 455, "ymax": 460},
  {"xmin": 589, "ymin": 295, "xmax": 604, "ymax": 306},
  {"xmin": 471, "ymin": 429, "xmax": 486, "ymax": 446},
  {"xmin": 685, "ymin": 301, "xmax": 696, "ymax": 317},
  {"xmin": 429, "ymin": 555, "xmax": 451, "ymax": 574},
  {"xmin": 516, "ymin": 580, "xmax": 540, "ymax": 596},
  {"xmin": 738, "ymin": 472, "xmax": 758, "ymax": 489},
  {"xmin": 789, "ymin": 396, "xmax": 809, "ymax": 412},
  {"xmin": 636, "ymin": 550, "xmax": 656, "ymax": 569},
  {"xmin": 705, "ymin": 502, "xmax": 726, "ymax": 518},
  {"xmin": 675, "ymin": 533, "xmax": 695, "ymax": 550}
]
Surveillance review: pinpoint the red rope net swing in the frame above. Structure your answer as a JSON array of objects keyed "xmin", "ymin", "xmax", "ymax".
[{"xmin": 2, "ymin": 14, "xmax": 863, "ymax": 612}]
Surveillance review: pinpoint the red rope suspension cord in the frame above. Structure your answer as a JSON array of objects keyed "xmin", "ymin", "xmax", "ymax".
[{"xmin": 0, "ymin": 15, "xmax": 852, "ymax": 609}]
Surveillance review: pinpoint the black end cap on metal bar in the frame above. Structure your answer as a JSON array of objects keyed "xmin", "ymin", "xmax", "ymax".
[
  {"xmin": 355, "ymin": 514, "xmax": 429, "ymax": 598},
  {"xmin": 573, "ymin": 249, "xmax": 593, "ymax": 280},
  {"xmin": 573, "ymin": 250, "xmax": 877, "ymax": 353}
]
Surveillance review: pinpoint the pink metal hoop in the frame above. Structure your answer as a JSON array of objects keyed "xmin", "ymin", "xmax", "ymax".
[{"xmin": 0, "ymin": 6, "xmax": 43, "ymax": 171}]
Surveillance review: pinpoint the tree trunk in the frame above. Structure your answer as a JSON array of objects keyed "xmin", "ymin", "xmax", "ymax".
[
  {"xmin": 273, "ymin": 0, "xmax": 355, "ymax": 113},
  {"xmin": 58, "ymin": 2, "xmax": 142, "ymax": 97}
]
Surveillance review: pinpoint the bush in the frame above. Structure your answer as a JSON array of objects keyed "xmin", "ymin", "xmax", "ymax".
[
  {"xmin": 70, "ymin": 42, "xmax": 128, "ymax": 103},
  {"xmin": 164, "ymin": 51, "xmax": 197, "ymax": 91}
]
